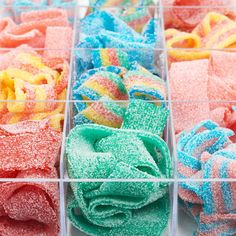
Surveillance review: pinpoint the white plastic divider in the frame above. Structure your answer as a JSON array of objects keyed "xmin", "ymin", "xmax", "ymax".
[
  {"xmin": 159, "ymin": 1, "xmax": 178, "ymax": 235},
  {"xmin": 59, "ymin": 5, "xmax": 79, "ymax": 236}
]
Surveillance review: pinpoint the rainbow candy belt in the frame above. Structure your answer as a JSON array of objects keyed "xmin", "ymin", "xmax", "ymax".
[
  {"xmin": 73, "ymin": 62, "xmax": 167, "ymax": 128},
  {"xmin": 76, "ymin": 10, "xmax": 157, "ymax": 73}
]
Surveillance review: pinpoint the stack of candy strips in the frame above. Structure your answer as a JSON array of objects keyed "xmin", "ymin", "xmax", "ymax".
[
  {"xmin": 169, "ymin": 50, "xmax": 236, "ymax": 142},
  {"xmin": 177, "ymin": 120, "xmax": 236, "ymax": 236},
  {"xmin": 73, "ymin": 58, "xmax": 167, "ymax": 128},
  {"xmin": 0, "ymin": 1, "xmax": 77, "ymax": 21},
  {"xmin": 66, "ymin": 99, "xmax": 172, "ymax": 236},
  {"xmin": 0, "ymin": 119, "xmax": 61, "ymax": 235},
  {"xmin": 0, "ymin": 8, "xmax": 72, "ymax": 54},
  {"xmin": 0, "ymin": 5, "xmax": 72, "ymax": 236},
  {"xmin": 166, "ymin": 12, "xmax": 236, "ymax": 62},
  {"xmin": 0, "ymin": 47, "xmax": 69, "ymax": 131}
]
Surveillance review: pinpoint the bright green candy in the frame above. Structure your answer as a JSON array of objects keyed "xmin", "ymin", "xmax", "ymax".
[
  {"xmin": 66, "ymin": 100, "xmax": 172, "ymax": 236},
  {"xmin": 122, "ymin": 99, "xmax": 169, "ymax": 136}
]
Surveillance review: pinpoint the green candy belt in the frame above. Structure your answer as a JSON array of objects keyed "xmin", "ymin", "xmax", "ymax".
[{"xmin": 66, "ymin": 100, "xmax": 172, "ymax": 236}]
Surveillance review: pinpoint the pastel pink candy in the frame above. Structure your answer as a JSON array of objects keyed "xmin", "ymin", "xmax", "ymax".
[
  {"xmin": 44, "ymin": 26, "xmax": 73, "ymax": 60},
  {"xmin": 170, "ymin": 51, "xmax": 236, "ymax": 135},
  {"xmin": 0, "ymin": 169, "xmax": 59, "ymax": 236},
  {"xmin": 169, "ymin": 59, "xmax": 210, "ymax": 133},
  {"xmin": 0, "ymin": 45, "xmax": 37, "ymax": 70},
  {"xmin": 0, "ymin": 9, "xmax": 70, "ymax": 48},
  {"xmin": 208, "ymin": 51, "xmax": 236, "ymax": 109},
  {"xmin": 164, "ymin": 0, "xmax": 236, "ymax": 31},
  {"xmin": 0, "ymin": 18, "xmax": 15, "ymax": 33},
  {"xmin": 21, "ymin": 9, "xmax": 69, "ymax": 26}
]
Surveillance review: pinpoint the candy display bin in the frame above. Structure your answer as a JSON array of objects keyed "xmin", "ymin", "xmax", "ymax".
[
  {"xmin": 63, "ymin": 98, "xmax": 176, "ymax": 235},
  {"xmin": 1, "ymin": 1, "xmax": 236, "ymax": 236},
  {"xmin": 171, "ymin": 100, "xmax": 236, "ymax": 236}
]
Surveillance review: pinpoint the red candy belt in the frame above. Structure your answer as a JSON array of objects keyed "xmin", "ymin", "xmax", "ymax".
[{"xmin": 0, "ymin": 120, "xmax": 61, "ymax": 235}]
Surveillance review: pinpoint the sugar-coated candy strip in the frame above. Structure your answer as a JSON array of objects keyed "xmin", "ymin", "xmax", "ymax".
[
  {"xmin": 77, "ymin": 10, "xmax": 157, "ymax": 72},
  {"xmin": 92, "ymin": 48, "xmax": 130, "ymax": 69},
  {"xmin": 66, "ymin": 99, "xmax": 171, "ymax": 236},
  {"xmin": 124, "ymin": 66, "xmax": 166, "ymax": 104},
  {"xmin": 164, "ymin": 0, "xmax": 236, "ymax": 31},
  {"xmin": 44, "ymin": 26, "xmax": 73, "ymax": 60},
  {"xmin": 0, "ymin": 169, "xmax": 59, "ymax": 236},
  {"xmin": 177, "ymin": 120, "xmax": 236, "ymax": 236},
  {"xmin": 0, "ymin": 119, "xmax": 62, "ymax": 172},
  {"xmin": 74, "ymin": 96, "xmax": 126, "ymax": 128}
]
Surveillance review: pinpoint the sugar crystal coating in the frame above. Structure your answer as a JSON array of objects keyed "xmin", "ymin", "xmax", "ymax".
[
  {"xmin": 177, "ymin": 120, "xmax": 236, "ymax": 235},
  {"xmin": 0, "ymin": 119, "xmax": 61, "ymax": 235},
  {"xmin": 0, "ymin": 49, "xmax": 69, "ymax": 131},
  {"xmin": 170, "ymin": 51, "xmax": 236, "ymax": 138},
  {"xmin": 166, "ymin": 12, "xmax": 236, "ymax": 62},
  {"xmin": 73, "ymin": 63, "xmax": 167, "ymax": 129},
  {"xmin": 76, "ymin": 10, "xmax": 157, "ymax": 73},
  {"xmin": 66, "ymin": 100, "xmax": 172, "ymax": 235}
]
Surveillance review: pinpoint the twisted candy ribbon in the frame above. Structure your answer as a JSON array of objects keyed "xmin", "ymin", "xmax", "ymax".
[
  {"xmin": 76, "ymin": 10, "xmax": 157, "ymax": 73},
  {"xmin": 166, "ymin": 12, "xmax": 236, "ymax": 62},
  {"xmin": 0, "ymin": 119, "xmax": 62, "ymax": 173},
  {"xmin": 178, "ymin": 120, "xmax": 236, "ymax": 236},
  {"xmin": 0, "ymin": 8, "xmax": 72, "ymax": 50},
  {"xmin": 0, "ymin": 49, "xmax": 69, "ymax": 131},
  {"xmin": 74, "ymin": 96, "xmax": 126, "ymax": 128},
  {"xmin": 66, "ymin": 100, "xmax": 171, "ymax": 236},
  {"xmin": 89, "ymin": 0, "xmax": 154, "ymax": 33},
  {"xmin": 73, "ymin": 64, "xmax": 166, "ymax": 128},
  {"xmin": 0, "ymin": 170, "xmax": 59, "ymax": 236}
]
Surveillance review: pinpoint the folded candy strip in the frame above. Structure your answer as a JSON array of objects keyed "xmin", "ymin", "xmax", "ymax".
[
  {"xmin": 73, "ymin": 62, "xmax": 166, "ymax": 128},
  {"xmin": 74, "ymin": 96, "xmax": 126, "ymax": 128},
  {"xmin": 120, "ymin": 7, "xmax": 153, "ymax": 33},
  {"xmin": 177, "ymin": 120, "xmax": 236, "ymax": 236},
  {"xmin": 124, "ymin": 63, "xmax": 166, "ymax": 106},
  {"xmin": 170, "ymin": 51, "xmax": 236, "ymax": 136},
  {"xmin": 0, "ymin": 119, "xmax": 62, "ymax": 172},
  {"xmin": 76, "ymin": 10, "xmax": 157, "ymax": 73},
  {"xmin": 66, "ymin": 99, "xmax": 171, "ymax": 236},
  {"xmin": 88, "ymin": 0, "xmax": 154, "ymax": 33},
  {"xmin": 0, "ymin": 169, "xmax": 60, "ymax": 236},
  {"xmin": 166, "ymin": 12, "xmax": 236, "ymax": 62},
  {"xmin": 0, "ymin": 119, "xmax": 61, "ymax": 236},
  {"xmin": 92, "ymin": 49, "xmax": 131, "ymax": 70},
  {"xmin": 0, "ymin": 8, "xmax": 72, "ymax": 50}
]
